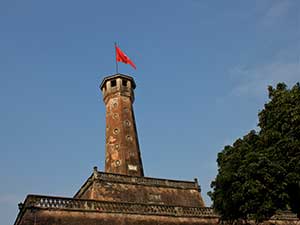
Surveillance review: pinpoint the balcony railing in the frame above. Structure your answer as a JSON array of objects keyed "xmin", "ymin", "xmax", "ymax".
[
  {"xmin": 22, "ymin": 195, "xmax": 217, "ymax": 218},
  {"xmin": 20, "ymin": 195, "xmax": 298, "ymax": 221}
]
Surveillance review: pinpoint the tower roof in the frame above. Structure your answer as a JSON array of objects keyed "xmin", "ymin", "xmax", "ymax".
[{"xmin": 100, "ymin": 73, "xmax": 136, "ymax": 90}]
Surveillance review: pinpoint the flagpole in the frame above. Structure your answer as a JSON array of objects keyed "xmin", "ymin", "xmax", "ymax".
[{"xmin": 114, "ymin": 42, "xmax": 119, "ymax": 74}]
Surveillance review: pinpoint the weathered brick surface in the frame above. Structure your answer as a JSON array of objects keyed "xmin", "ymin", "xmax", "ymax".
[
  {"xmin": 74, "ymin": 170, "xmax": 205, "ymax": 207},
  {"xmin": 101, "ymin": 74, "xmax": 144, "ymax": 177},
  {"xmin": 80, "ymin": 180, "xmax": 204, "ymax": 207},
  {"xmin": 14, "ymin": 195, "xmax": 219, "ymax": 225},
  {"xmin": 17, "ymin": 209, "xmax": 219, "ymax": 225},
  {"xmin": 15, "ymin": 207, "xmax": 299, "ymax": 225}
]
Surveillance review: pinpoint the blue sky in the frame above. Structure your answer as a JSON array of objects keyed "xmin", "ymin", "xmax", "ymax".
[{"xmin": 0, "ymin": 0, "xmax": 299, "ymax": 224}]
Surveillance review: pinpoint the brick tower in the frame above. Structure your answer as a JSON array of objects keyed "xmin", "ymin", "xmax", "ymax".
[{"xmin": 100, "ymin": 73, "xmax": 144, "ymax": 176}]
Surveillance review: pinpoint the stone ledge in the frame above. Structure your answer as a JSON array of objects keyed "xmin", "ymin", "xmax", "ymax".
[
  {"xmin": 270, "ymin": 210, "xmax": 299, "ymax": 220},
  {"xmin": 94, "ymin": 171, "xmax": 198, "ymax": 190}
]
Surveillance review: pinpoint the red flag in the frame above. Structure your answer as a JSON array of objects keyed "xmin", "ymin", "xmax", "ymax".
[{"xmin": 115, "ymin": 45, "xmax": 136, "ymax": 69}]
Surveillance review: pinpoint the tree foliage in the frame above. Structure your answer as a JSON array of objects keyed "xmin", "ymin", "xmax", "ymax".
[{"xmin": 209, "ymin": 83, "xmax": 300, "ymax": 224}]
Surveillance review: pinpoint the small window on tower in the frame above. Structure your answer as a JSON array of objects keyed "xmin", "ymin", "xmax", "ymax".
[
  {"xmin": 115, "ymin": 160, "xmax": 121, "ymax": 167},
  {"xmin": 113, "ymin": 128, "xmax": 120, "ymax": 135},
  {"xmin": 122, "ymin": 80, "xmax": 127, "ymax": 87},
  {"xmin": 111, "ymin": 80, "xmax": 117, "ymax": 87}
]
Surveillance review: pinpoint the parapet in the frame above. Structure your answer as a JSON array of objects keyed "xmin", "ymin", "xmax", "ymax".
[{"xmin": 74, "ymin": 169, "xmax": 204, "ymax": 207}]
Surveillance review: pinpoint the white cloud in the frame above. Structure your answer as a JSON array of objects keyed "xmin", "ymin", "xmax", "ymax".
[
  {"xmin": 230, "ymin": 60, "xmax": 300, "ymax": 98},
  {"xmin": 261, "ymin": 0, "xmax": 292, "ymax": 27}
]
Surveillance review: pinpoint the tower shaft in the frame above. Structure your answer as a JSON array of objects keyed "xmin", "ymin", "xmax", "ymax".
[{"xmin": 100, "ymin": 74, "xmax": 144, "ymax": 176}]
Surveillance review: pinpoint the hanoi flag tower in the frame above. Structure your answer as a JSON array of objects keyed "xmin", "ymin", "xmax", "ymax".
[
  {"xmin": 13, "ymin": 72, "xmax": 299, "ymax": 225},
  {"xmin": 73, "ymin": 74, "xmax": 206, "ymax": 207},
  {"xmin": 100, "ymin": 74, "xmax": 143, "ymax": 176},
  {"xmin": 12, "ymin": 46, "xmax": 300, "ymax": 224}
]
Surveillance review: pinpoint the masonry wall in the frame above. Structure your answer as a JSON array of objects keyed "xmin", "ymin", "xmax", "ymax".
[
  {"xmin": 14, "ymin": 195, "xmax": 299, "ymax": 225},
  {"xmin": 78, "ymin": 180, "xmax": 205, "ymax": 207},
  {"xmin": 17, "ymin": 209, "xmax": 218, "ymax": 225},
  {"xmin": 16, "ymin": 208, "xmax": 299, "ymax": 225}
]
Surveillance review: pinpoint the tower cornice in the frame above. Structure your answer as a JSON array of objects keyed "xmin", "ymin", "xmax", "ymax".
[{"xmin": 100, "ymin": 73, "xmax": 136, "ymax": 91}]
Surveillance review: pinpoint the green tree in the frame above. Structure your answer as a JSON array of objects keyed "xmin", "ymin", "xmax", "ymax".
[
  {"xmin": 259, "ymin": 83, "xmax": 300, "ymax": 217},
  {"xmin": 209, "ymin": 83, "xmax": 300, "ymax": 224}
]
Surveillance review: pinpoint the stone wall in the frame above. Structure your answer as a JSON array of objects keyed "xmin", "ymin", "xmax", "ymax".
[
  {"xmin": 17, "ymin": 209, "xmax": 219, "ymax": 225},
  {"xmin": 79, "ymin": 180, "xmax": 204, "ymax": 207},
  {"xmin": 15, "ymin": 195, "xmax": 218, "ymax": 225},
  {"xmin": 74, "ymin": 171, "xmax": 205, "ymax": 207},
  {"xmin": 14, "ymin": 195, "xmax": 299, "ymax": 225}
]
